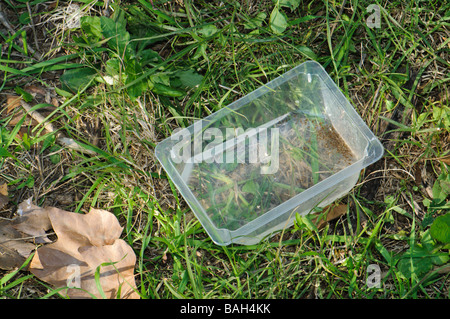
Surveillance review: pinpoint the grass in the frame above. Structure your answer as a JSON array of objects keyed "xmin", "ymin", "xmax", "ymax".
[{"xmin": 0, "ymin": 0, "xmax": 449, "ymax": 299}]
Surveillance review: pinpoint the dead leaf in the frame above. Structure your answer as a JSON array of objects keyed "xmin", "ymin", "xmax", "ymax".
[
  {"xmin": 27, "ymin": 207, "xmax": 138, "ymax": 299},
  {"xmin": 13, "ymin": 198, "xmax": 52, "ymax": 244},
  {"xmin": 0, "ymin": 197, "xmax": 56, "ymax": 270},
  {"xmin": 5, "ymin": 94, "xmax": 21, "ymax": 113},
  {"xmin": 24, "ymin": 85, "xmax": 46, "ymax": 96},
  {"xmin": 3, "ymin": 96, "xmax": 96, "ymax": 155},
  {"xmin": 3, "ymin": 95, "xmax": 36, "ymax": 135},
  {"xmin": 312, "ymin": 204, "xmax": 348, "ymax": 229},
  {"xmin": 0, "ymin": 183, "xmax": 9, "ymax": 210},
  {"xmin": 0, "ymin": 196, "xmax": 8, "ymax": 210},
  {"xmin": 51, "ymin": 97, "xmax": 60, "ymax": 107},
  {"xmin": 0, "ymin": 220, "xmax": 36, "ymax": 270},
  {"xmin": 1, "ymin": 198, "xmax": 138, "ymax": 298},
  {"xmin": 0, "ymin": 183, "xmax": 7, "ymax": 196},
  {"xmin": 436, "ymin": 155, "xmax": 450, "ymax": 165},
  {"xmin": 78, "ymin": 239, "xmax": 137, "ymax": 299},
  {"xmin": 3, "ymin": 95, "xmax": 56, "ymax": 131}
]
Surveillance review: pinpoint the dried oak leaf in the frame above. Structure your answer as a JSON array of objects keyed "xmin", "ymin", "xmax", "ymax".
[
  {"xmin": 13, "ymin": 198, "xmax": 52, "ymax": 244},
  {"xmin": 0, "ymin": 220, "xmax": 36, "ymax": 270},
  {"xmin": 0, "ymin": 196, "xmax": 43, "ymax": 270},
  {"xmin": 312, "ymin": 204, "xmax": 348, "ymax": 229},
  {"xmin": 77, "ymin": 239, "xmax": 137, "ymax": 299},
  {"xmin": 28, "ymin": 208, "xmax": 139, "ymax": 299}
]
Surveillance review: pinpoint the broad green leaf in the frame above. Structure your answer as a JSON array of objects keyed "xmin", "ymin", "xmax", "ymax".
[
  {"xmin": 432, "ymin": 106, "xmax": 450, "ymax": 129},
  {"xmin": 397, "ymin": 245, "xmax": 433, "ymax": 280},
  {"xmin": 242, "ymin": 180, "xmax": 258, "ymax": 195},
  {"xmin": 296, "ymin": 46, "xmax": 317, "ymax": 60},
  {"xmin": 140, "ymin": 49, "xmax": 162, "ymax": 66},
  {"xmin": 421, "ymin": 211, "xmax": 434, "ymax": 228},
  {"xmin": 430, "ymin": 252, "xmax": 450, "ymax": 266},
  {"xmin": 432, "ymin": 172, "xmax": 450, "ymax": 201},
  {"xmin": 176, "ymin": 69, "xmax": 204, "ymax": 88},
  {"xmin": 60, "ymin": 67, "xmax": 97, "ymax": 93},
  {"xmin": 101, "ymin": 17, "xmax": 132, "ymax": 56},
  {"xmin": 385, "ymin": 99, "xmax": 395, "ymax": 111},
  {"xmin": 420, "ymin": 229, "xmax": 436, "ymax": 252},
  {"xmin": 127, "ymin": 75, "xmax": 147, "ymax": 100},
  {"xmin": 105, "ymin": 58, "xmax": 122, "ymax": 76},
  {"xmin": 150, "ymin": 73, "xmax": 171, "ymax": 86},
  {"xmin": 110, "ymin": 3, "xmax": 128, "ymax": 30},
  {"xmin": 279, "ymin": 0, "xmax": 301, "ymax": 11},
  {"xmin": 49, "ymin": 145, "xmax": 61, "ymax": 164},
  {"xmin": 0, "ymin": 147, "xmax": 13, "ymax": 158},
  {"xmin": 19, "ymin": 11, "xmax": 31, "ymax": 25},
  {"xmin": 41, "ymin": 134, "xmax": 56, "ymax": 154},
  {"xmin": 192, "ymin": 43, "xmax": 207, "ymax": 60},
  {"xmin": 244, "ymin": 12, "xmax": 267, "ymax": 29},
  {"xmin": 150, "ymin": 83, "xmax": 185, "ymax": 98},
  {"xmin": 430, "ymin": 213, "xmax": 450, "ymax": 244},
  {"xmin": 81, "ymin": 16, "xmax": 103, "ymax": 40},
  {"xmin": 270, "ymin": 7, "xmax": 288, "ymax": 35},
  {"xmin": 14, "ymin": 86, "xmax": 33, "ymax": 102},
  {"xmin": 199, "ymin": 24, "xmax": 218, "ymax": 37},
  {"xmin": 397, "ymin": 256, "xmax": 433, "ymax": 280}
]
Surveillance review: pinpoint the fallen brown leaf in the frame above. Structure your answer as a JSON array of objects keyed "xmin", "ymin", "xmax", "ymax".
[
  {"xmin": 437, "ymin": 155, "xmax": 450, "ymax": 165},
  {"xmin": 13, "ymin": 198, "xmax": 52, "ymax": 244},
  {"xmin": 3, "ymin": 95, "xmax": 96, "ymax": 155},
  {"xmin": 312, "ymin": 204, "xmax": 348, "ymax": 229},
  {"xmin": 0, "ymin": 196, "xmax": 8, "ymax": 210},
  {"xmin": 26, "ymin": 206, "xmax": 138, "ymax": 299},
  {"xmin": 78, "ymin": 239, "xmax": 137, "ymax": 299},
  {"xmin": 0, "ymin": 183, "xmax": 9, "ymax": 210},
  {"xmin": 24, "ymin": 84, "xmax": 46, "ymax": 96},
  {"xmin": 0, "ymin": 182, "xmax": 7, "ymax": 196},
  {"xmin": 3, "ymin": 95, "xmax": 37, "ymax": 134},
  {"xmin": 0, "ymin": 220, "xmax": 36, "ymax": 270},
  {"xmin": 48, "ymin": 207, "xmax": 123, "ymax": 247},
  {"xmin": 0, "ymin": 197, "xmax": 138, "ymax": 298},
  {"xmin": 5, "ymin": 94, "xmax": 21, "ymax": 113}
]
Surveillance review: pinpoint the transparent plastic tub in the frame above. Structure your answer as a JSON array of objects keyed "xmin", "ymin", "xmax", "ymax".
[{"xmin": 155, "ymin": 61, "xmax": 384, "ymax": 245}]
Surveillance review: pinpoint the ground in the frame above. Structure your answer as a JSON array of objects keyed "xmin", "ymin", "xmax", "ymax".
[{"xmin": 0, "ymin": 0, "xmax": 449, "ymax": 299}]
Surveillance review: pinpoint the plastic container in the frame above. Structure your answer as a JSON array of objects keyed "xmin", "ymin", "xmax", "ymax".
[{"xmin": 155, "ymin": 61, "xmax": 384, "ymax": 245}]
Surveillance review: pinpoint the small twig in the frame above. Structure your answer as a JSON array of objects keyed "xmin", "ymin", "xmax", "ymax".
[
  {"xmin": 26, "ymin": 1, "xmax": 40, "ymax": 53},
  {"xmin": 57, "ymin": 136, "xmax": 97, "ymax": 156},
  {"xmin": 20, "ymin": 100, "xmax": 97, "ymax": 156},
  {"xmin": 20, "ymin": 99, "xmax": 56, "ymax": 133},
  {"xmin": 401, "ymin": 192, "xmax": 424, "ymax": 219},
  {"xmin": 355, "ymin": 168, "xmax": 416, "ymax": 187},
  {"xmin": 0, "ymin": 5, "xmax": 15, "ymax": 34}
]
